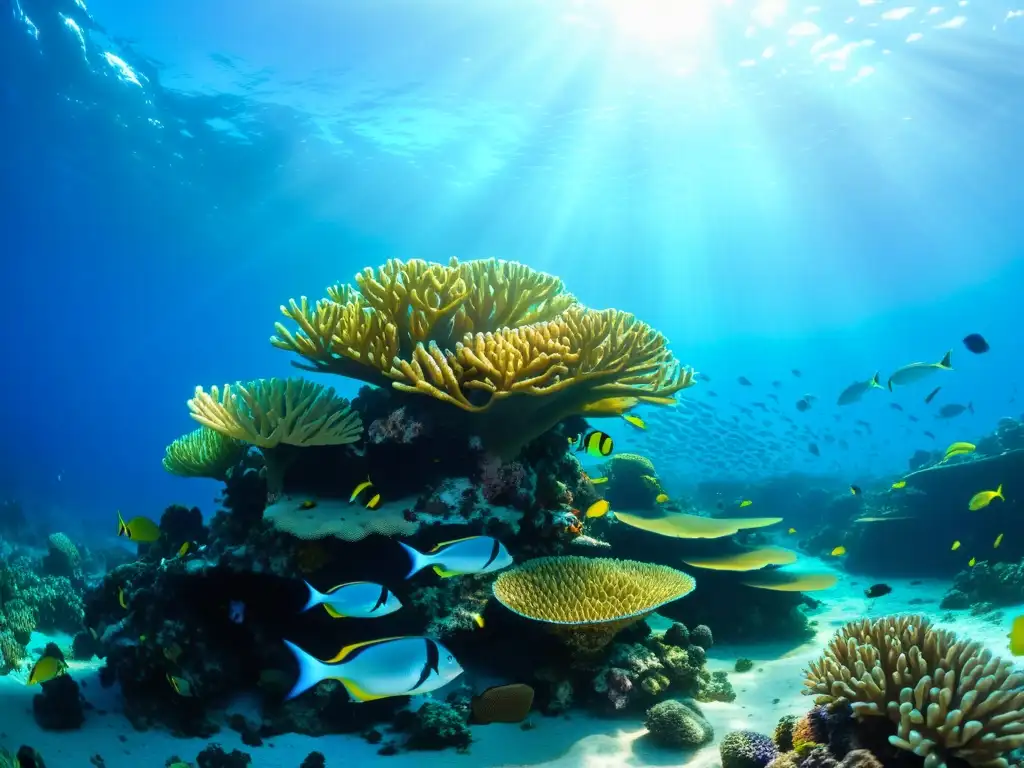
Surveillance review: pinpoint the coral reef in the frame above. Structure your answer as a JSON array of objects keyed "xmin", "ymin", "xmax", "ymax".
[
  {"xmin": 940, "ymin": 559, "xmax": 1024, "ymax": 609},
  {"xmin": 163, "ymin": 427, "xmax": 249, "ymax": 480},
  {"xmin": 602, "ymin": 453, "xmax": 666, "ymax": 509},
  {"xmin": 721, "ymin": 730, "xmax": 779, "ymax": 768},
  {"xmin": 644, "ymin": 699, "xmax": 714, "ymax": 748},
  {"xmin": 32, "ymin": 643, "xmax": 85, "ymax": 730}
]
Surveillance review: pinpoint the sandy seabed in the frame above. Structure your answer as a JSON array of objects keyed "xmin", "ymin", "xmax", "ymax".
[{"xmin": 1, "ymin": 575, "xmax": 1018, "ymax": 768}]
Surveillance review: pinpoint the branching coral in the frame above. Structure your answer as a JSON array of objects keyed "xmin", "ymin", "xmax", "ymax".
[
  {"xmin": 271, "ymin": 258, "xmax": 693, "ymax": 454},
  {"xmin": 802, "ymin": 614, "xmax": 1024, "ymax": 768},
  {"xmin": 493, "ymin": 556, "xmax": 696, "ymax": 653},
  {"xmin": 188, "ymin": 378, "xmax": 362, "ymax": 448},
  {"xmin": 162, "ymin": 426, "xmax": 248, "ymax": 480}
]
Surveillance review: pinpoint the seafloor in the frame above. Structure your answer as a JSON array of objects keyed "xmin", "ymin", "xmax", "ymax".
[{"xmin": 1, "ymin": 576, "xmax": 1011, "ymax": 768}]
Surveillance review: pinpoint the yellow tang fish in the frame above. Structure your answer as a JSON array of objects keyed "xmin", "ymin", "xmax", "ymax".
[
  {"xmin": 585, "ymin": 500, "xmax": 611, "ymax": 518},
  {"xmin": 621, "ymin": 414, "xmax": 646, "ymax": 430},
  {"xmin": 739, "ymin": 500, "xmax": 753, "ymax": 508},
  {"xmin": 788, "ymin": 528, "xmax": 797, "ymax": 535},
  {"xmin": 655, "ymin": 493, "xmax": 669, "ymax": 504},
  {"xmin": 968, "ymin": 557, "xmax": 977, "ymax": 567},
  {"xmin": 116, "ymin": 510, "xmax": 162, "ymax": 543},
  {"xmin": 350, "ymin": 478, "xmax": 382, "ymax": 510},
  {"xmin": 891, "ymin": 480, "xmax": 906, "ymax": 490},
  {"xmin": 951, "ymin": 540, "xmax": 961, "ymax": 551},
  {"xmin": 1008, "ymin": 615, "xmax": 1024, "ymax": 656},
  {"xmin": 118, "ymin": 586, "xmax": 128, "ymax": 610},
  {"xmin": 831, "ymin": 546, "xmax": 846, "ymax": 557},
  {"xmin": 995, "ymin": 533, "xmax": 1004, "ymax": 549},
  {"xmin": 571, "ymin": 430, "xmax": 614, "ymax": 458},
  {"xmin": 28, "ymin": 654, "xmax": 68, "ymax": 685},
  {"xmin": 968, "ymin": 484, "xmax": 1004, "ymax": 511}
]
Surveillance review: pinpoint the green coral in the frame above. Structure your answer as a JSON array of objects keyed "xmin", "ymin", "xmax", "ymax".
[
  {"xmin": 162, "ymin": 426, "xmax": 248, "ymax": 480},
  {"xmin": 602, "ymin": 453, "xmax": 666, "ymax": 508},
  {"xmin": 773, "ymin": 714, "xmax": 798, "ymax": 751},
  {"xmin": 0, "ymin": 628, "xmax": 26, "ymax": 673},
  {"xmin": 735, "ymin": 657, "xmax": 754, "ymax": 672},
  {"xmin": 644, "ymin": 699, "xmax": 714, "ymax": 748},
  {"xmin": 22, "ymin": 577, "xmax": 85, "ymax": 634},
  {"xmin": 697, "ymin": 669, "xmax": 736, "ymax": 703},
  {"xmin": 4, "ymin": 598, "xmax": 37, "ymax": 644}
]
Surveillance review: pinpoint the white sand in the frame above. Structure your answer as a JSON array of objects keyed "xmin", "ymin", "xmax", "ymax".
[{"xmin": 2, "ymin": 576, "xmax": 1019, "ymax": 768}]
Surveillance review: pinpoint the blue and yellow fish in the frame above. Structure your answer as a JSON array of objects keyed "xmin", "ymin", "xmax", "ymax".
[{"xmin": 400, "ymin": 536, "xmax": 513, "ymax": 579}]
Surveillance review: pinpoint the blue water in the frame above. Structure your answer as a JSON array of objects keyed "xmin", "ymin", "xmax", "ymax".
[{"xmin": 4, "ymin": 0, "xmax": 1024, "ymax": 532}]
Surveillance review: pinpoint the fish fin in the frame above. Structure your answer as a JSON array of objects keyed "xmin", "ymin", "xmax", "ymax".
[
  {"xmin": 399, "ymin": 541, "xmax": 429, "ymax": 579},
  {"xmin": 301, "ymin": 581, "xmax": 322, "ymax": 612},
  {"xmin": 325, "ymin": 636, "xmax": 409, "ymax": 664},
  {"xmin": 323, "ymin": 604, "xmax": 347, "ymax": 619},
  {"xmin": 338, "ymin": 677, "xmax": 390, "ymax": 703},
  {"xmin": 325, "ymin": 581, "xmax": 370, "ymax": 594},
  {"xmin": 283, "ymin": 639, "xmax": 332, "ymax": 700},
  {"xmin": 939, "ymin": 349, "xmax": 952, "ymax": 369},
  {"xmin": 887, "ymin": 378, "xmax": 893, "ymax": 392},
  {"xmin": 429, "ymin": 535, "xmax": 479, "ymax": 551},
  {"xmin": 433, "ymin": 565, "xmax": 459, "ymax": 578},
  {"xmin": 997, "ymin": 484, "xmax": 1003, "ymax": 497},
  {"xmin": 870, "ymin": 372, "xmax": 881, "ymax": 388}
]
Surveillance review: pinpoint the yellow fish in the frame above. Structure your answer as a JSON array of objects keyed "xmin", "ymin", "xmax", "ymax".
[
  {"xmin": 621, "ymin": 414, "xmax": 646, "ymax": 430},
  {"xmin": 177, "ymin": 541, "xmax": 191, "ymax": 558},
  {"xmin": 788, "ymin": 528, "xmax": 797, "ymax": 535},
  {"xmin": 586, "ymin": 499, "xmax": 611, "ymax": 518},
  {"xmin": 116, "ymin": 510, "xmax": 161, "ymax": 543},
  {"xmin": 739, "ymin": 500, "xmax": 753, "ymax": 508},
  {"xmin": 1008, "ymin": 615, "xmax": 1024, "ymax": 656},
  {"xmin": 471, "ymin": 613, "xmax": 485, "ymax": 629},
  {"xmin": 951, "ymin": 540, "xmax": 961, "ymax": 551},
  {"xmin": 571, "ymin": 430, "xmax": 614, "ymax": 458},
  {"xmin": 118, "ymin": 586, "xmax": 128, "ymax": 610},
  {"xmin": 968, "ymin": 557, "xmax": 977, "ymax": 567},
  {"xmin": 968, "ymin": 484, "xmax": 1004, "ymax": 511},
  {"xmin": 995, "ymin": 533, "xmax": 1004, "ymax": 549},
  {"xmin": 655, "ymin": 493, "xmax": 669, "ymax": 504},
  {"xmin": 891, "ymin": 480, "xmax": 906, "ymax": 490},
  {"xmin": 943, "ymin": 441, "xmax": 976, "ymax": 459},
  {"xmin": 591, "ymin": 476, "xmax": 609, "ymax": 485},
  {"xmin": 27, "ymin": 654, "xmax": 67, "ymax": 685},
  {"xmin": 831, "ymin": 546, "xmax": 846, "ymax": 557},
  {"xmin": 350, "ymin": 478, "xmax": 382, "ymax": 510}
]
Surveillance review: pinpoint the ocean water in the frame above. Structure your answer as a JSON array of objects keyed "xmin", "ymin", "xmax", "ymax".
[{"xmin": 3, "ymin": 1, "xmax": 1024, "ymax": 767}]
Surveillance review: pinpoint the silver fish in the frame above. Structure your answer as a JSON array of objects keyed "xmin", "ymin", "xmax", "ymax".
[
  {"xmin": 837, "ymin": 373, "xmax": 882, "ymax": 406},
  {"xmin": 887, "ymin": 350, "xmax": 952, "ymax": 390}
]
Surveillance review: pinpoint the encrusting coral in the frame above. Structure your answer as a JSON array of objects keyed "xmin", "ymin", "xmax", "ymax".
[
  {"xmin": 802, "ymin": 614, "xmax": 1024, "ymax": 768},
  {"xmin": 644, "ymin": 698, "xmax": 714, "ymax": 748},
  {"xmin": 188, "ymin": 377, "xmax": 363, "ymax": 448},
  {"xmin": 163, "ymin": 426, "xmax": 249, "ymax": 480},
  {"xmin": 492, "ymin": 556, "xmax": 696, "ymax": 653},
  {"xmin": 271, "ymin": 257, "xmax": 694, "ymax": 454}
]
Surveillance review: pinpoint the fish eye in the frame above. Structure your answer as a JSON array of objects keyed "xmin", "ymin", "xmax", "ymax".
[{"xmin": 446, "ymin": 655, "xmax": 453, "ymax": 662}]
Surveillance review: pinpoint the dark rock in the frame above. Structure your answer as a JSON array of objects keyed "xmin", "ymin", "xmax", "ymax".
[
  {"xmin": 299, "ymin": 752, "xmax": 326, "ymax": 768},
  {"xmin": 227, "ymin": 714, "xmax": 263, "ymax": 747},
  {"xmin": 33, "ymin": 670, "xmax": 85, "ymax": 731},
  {"xmin": 196, "ymin": 743, "xmax": 252, "ymax": 768}
]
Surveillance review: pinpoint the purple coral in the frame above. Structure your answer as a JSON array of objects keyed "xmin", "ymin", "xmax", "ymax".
[
  {"xmin": 478, "ymin": 455, "xmax": 527, "ymax": 504},
  {"xmin": 604, "ymin": 668, "xmax": 633, "ymax": 710},
  {"xmin": 720, "ymin": 730, "xmax": 778, "ymax": 768},
  {"xmin": 368, "ymin": 406, "xmax": 424, "ymax": 444}
]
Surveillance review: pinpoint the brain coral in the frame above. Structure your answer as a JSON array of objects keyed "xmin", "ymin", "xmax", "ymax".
[
  {"xmin": 802, "ymin": 614, "xmax": 1024, "ymax": 768},
  {"xmin": 492, "ymin": 556, "xmax": 696, "ymax": 653},
  {"xmin": 271, "ymin": 258, "xmax": 694, "ymax": 455}
]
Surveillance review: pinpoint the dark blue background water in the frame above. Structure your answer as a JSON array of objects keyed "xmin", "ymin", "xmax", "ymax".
[{"xmin": 3, "ymin": 0, "xmax": 1024, "ymax": 539}]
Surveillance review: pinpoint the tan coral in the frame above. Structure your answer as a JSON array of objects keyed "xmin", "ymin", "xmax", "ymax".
[
  {"xmin": 492, "ymin": 556, "xmax": 696, "ymax": 654},
  {"xmin": 187, "ymin": 378, "xmax": 362, "ymax": 448},
  {"xmin": 802, "ymin": 614, "xmax": 1024, "ymax": 768},
  {"xmin": 162, "ymin": 426, "xmax": 248, "ymax": 480},
  {"xmin": 264, "ymin": 496, "xmax": 418, "ymax": 541}
]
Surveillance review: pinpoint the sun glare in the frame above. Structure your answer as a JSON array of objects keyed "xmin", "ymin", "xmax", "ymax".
[{"xmin": 604, "ymin": 0, "xmax": 716, "ymax": 46}]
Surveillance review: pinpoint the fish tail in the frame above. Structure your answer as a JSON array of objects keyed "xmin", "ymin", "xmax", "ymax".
[
  {"xmin": 870, "ymin": 372, "xmax": 881, "ymax": 389},
  {"xmin": 283, "ymin": 639, "xmax": 332, "ymax": 700},
  {"xmin": 300, "ymin": 581, "xmax": 322, "ymax": 613},
  {"xmin": 940, "ymin": 349, "xmax": 952, "ymax": 369},
  {"xmin": 997, "ymin": 484, "xmax": 1004, "ymax": 498},
  {"xmin": 399, "ymin": 540, "xmax": 430, "ymax": 579}
]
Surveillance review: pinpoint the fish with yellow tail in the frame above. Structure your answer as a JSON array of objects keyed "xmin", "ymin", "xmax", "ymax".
[
  {"xmin": 301, "ymin": 581, "xmax": 402, "ymax": 619},
  {"xmin": 969, "ymin": 484, "xmax": 1004, "ymax": 511},
  {"xmin": 887, "ymin": 350, "xmax": 953, "ymax": 391},
  {"xmin": 27, "ymin": 653, "xmax": 67, "ymax": 685},
  {"xmin": 400, "ymin": 536, "xmax": 512, "ymax": 579},
  {"xmin": 350, "ymin": 478, "xmax": 382, "ymax": 510},
  {"xmin": 836, "ymin": 373, "xmax": 883, "ymax": 406},
  {"xmin": 943, "ymin": 441, "xmax": 976, "ymax": 461},
  {"xmin": 1008, "ymin": 615, "xmax": 1024, "ymax": 656},
  {"xmin": 116, "ymin": 510, "xmax": 161, "ymax": 543},
  {"xmin": 283, "ymin": 636, "xmax": 463, "ymax": 701},
  {"xmin": 570, "ymin": 430, "xmax": 614, "ymax": 458}
]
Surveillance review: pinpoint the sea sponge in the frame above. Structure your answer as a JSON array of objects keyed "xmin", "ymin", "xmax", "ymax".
[
  {"xmin": 644, "ymin": 699, "xmax": 714, "ymax": 748},
  {"xmin": 720, "ymin": 730, "xmax": 780, "ymax": 768},
  {"xmin": 492, "ymin": 556, "xmax": 696, "ymax": 653},
  {"xmin": 802, "ymin": 614, "xmax": 1024, "ymax": 768},
  {"xmin": 272, "ymin": 258, "xmax": 693, "ymax": 454},
  {"xmin": 188, "ymin": 378, "xmax": 363, "ymax": 448},
  {"xmin": 162, "ymin": 426, "xmax": 248, "ymax": 480}
]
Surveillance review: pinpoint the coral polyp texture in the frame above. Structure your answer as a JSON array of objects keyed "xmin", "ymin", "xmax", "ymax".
[
  {"xmin": 271, "ymin": 257, "xmax": 694, "ymax": 453},
  {"xmin": 802, "ymin": 614, "xmax": 1024, "ymax": 768},
  {"xmin": 492, "ymin": 556, "xmax": 696, "ymax": 653},
  {"xmin": 162, "ymin": 426, "xmax": 248, "ymax": 479},
  {"xmin": 188, "ymin": 377, "xmax": 362, "ymax": 448}
]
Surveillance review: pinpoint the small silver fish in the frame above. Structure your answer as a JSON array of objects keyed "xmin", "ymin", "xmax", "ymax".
[{"xmin": 301, "ymin": 581, "xmax": 402, "ymax": 619}]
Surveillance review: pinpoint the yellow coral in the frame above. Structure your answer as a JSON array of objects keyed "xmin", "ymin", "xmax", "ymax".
[
  {"xmin": 187, "ymin": 378, "xmax": 362, "ymax": 448},
  {"xmin": 272, "ymin": 258, "xmax": 693, "ymax": 454},
  {"xmin": 492, "ymin": 556, "xmax": 696, "ymax": 653},
  {"xmin": 162, "ymin": 426, "xmax": 248, "ymax": 479},
  {"xmin": 802, "ymin": 615, "xmax": 1024, "ymax": 768}
]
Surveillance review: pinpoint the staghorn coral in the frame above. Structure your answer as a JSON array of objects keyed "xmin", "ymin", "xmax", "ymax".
[
  {"xmin": 271, "ymin": 258, "xmax": 693, "ymax": 454},
  {"xmin": 802, "ymin": 614, "xmax": 1024, "ymax": 768},
  {"xmin": 644, "ymin": 699, "xmax": 714, "ymax": 748},
  {"xmin": 188, "ymin": 378, "xmax": 362, "ymax": 448},
  {"xmin": 162, "ymin": 426, "xmax": 248, "ymax": 480},
  {"xmin": 492, "ymin": 556, "xmax": 696, "ymax": 653}
]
